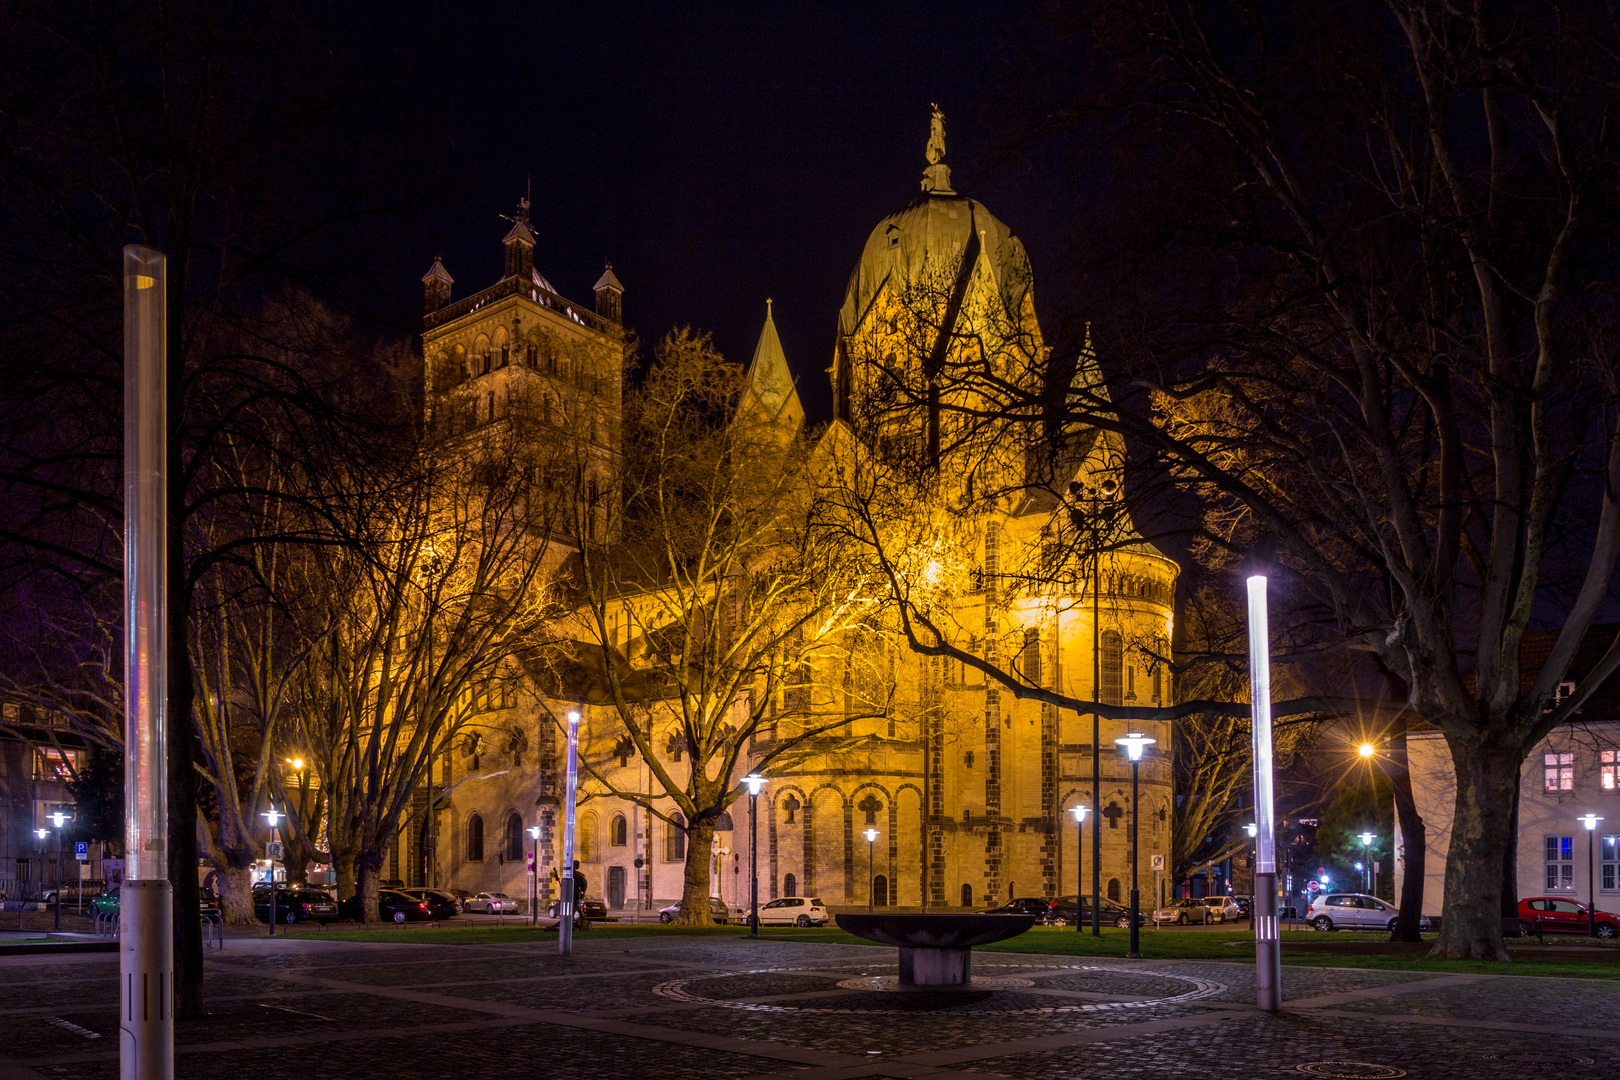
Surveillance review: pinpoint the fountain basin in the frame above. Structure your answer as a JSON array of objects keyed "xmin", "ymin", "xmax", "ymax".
[{"xmin": 834, "ymin": 913, "xmax": 1036, "ymax": 987}]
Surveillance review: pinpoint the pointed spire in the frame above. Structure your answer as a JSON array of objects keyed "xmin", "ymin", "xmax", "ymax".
[
  {"xmin": 744, "ymin": 298, "xmax": 796, "ymax": 420},
  {"xmin": 422, "ymin": 256, "xmax": 453, "ymax": 314},
  {"xmin": 594, "ymin": 261, "xmax": 623, "ymax": 323}
]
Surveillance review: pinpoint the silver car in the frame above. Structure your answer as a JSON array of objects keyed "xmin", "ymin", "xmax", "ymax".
[
  {"xmin": 1307, "ymin": 892, "xmax": 1397, "ymax": 932},
  {"xmin": 464, "ymin": 891, "xmax": 517, "ymax": 914}
]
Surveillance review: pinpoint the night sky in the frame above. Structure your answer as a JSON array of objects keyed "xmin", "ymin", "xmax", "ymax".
[{"xmin": 370, "ymin": 1, "xmax": 1057, "ymax": 425}]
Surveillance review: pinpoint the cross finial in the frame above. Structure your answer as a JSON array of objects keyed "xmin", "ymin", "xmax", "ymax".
[{"xmin": 926, "ymin": 103, "xmax": 946, "ymax": 165}]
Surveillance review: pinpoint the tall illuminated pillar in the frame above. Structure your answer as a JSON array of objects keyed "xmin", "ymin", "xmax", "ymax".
[
  {"xmin": 122, "ymin": 245, "xmax": 173, "ymax": 1079},
  {"xmin": 559, "ymin": 708, "xmax": 580, "ymax": 955},
  {"xmin": 1246, "ymin": 575, "xmax": 1282, "ymax": 1012}
]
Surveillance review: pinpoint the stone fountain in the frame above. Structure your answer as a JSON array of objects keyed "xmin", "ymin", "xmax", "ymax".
[{"xmin": 834, "ymin": 913, "xmax": 1036, "ymax": 987}]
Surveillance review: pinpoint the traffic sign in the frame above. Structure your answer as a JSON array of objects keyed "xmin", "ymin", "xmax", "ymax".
[
  {"xmin": 1305, "ymin": 880, "xmax": 1321, "ymax": 893},
  {"xmin": 1151, "ymin": 854, "xmax": 1165, "ymax": 871},
  {"xmin": 265, "ymin": 841, "xmax": 284, "ymax": 860},
  {"xmin": 74, "ymin": 841, "xmax": 88, "ymax": 861},
  {"xmin": 526, "ymin": 852, "xmax": 535, "ymax": 872}
]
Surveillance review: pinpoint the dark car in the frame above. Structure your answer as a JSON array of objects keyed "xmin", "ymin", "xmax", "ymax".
[
  {"xmin": 1045, "ymin": 895, "xmax": 1146, "ymax": 928},
  {"xmin": 398, "ymin": 888, "xmax": 461, "ymax": 920},
  {"xmin": 554, "ymin": 895, "xmax": 609, "ymax": 921},
  {"xmin": 979, "ymin": 897, "xmax": 1052, "ymax": 917},
  {"xmin": 337, "ymin": 889, "xmax": 431, "ymax": 923},
  {"xmin": 254, "ymin": 887, "xmax": 339, "ymax": 924}
]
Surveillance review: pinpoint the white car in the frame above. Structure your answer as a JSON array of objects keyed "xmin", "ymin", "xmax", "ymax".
[
  {"xmin": 755, "ymin": 896, "xmax": 829, "ymax": 927},
  {"xmin": 1307, "ymin": 891, "xmax": 1399, "ymax": 932},
  {"xmin": 464, "ymin": 892, "xmax": 517, "ymax": 914},
  {"xmin": 1197, "ymin": 896, "xmax": 1242, "ymax": 923}
]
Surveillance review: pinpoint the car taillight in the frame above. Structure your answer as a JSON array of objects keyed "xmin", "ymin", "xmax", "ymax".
[
  {"xmin": 417, "ymin": 902, "xmax": 428, "ymax": 911},
  {"xmin": 301, "ymin": 903, "xmax": 312, "ymax": 911}
]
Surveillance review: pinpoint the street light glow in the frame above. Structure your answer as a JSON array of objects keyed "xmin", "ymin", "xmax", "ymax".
[
  {"xmin": 1581, "ymin": 813, "xmax": 1603, "ymax": 831},
  {"xmin": 1115, "ymin": 731, "xmax": 1156, "ymax": 761},
  {"xmin": 744, "ymin": 773, "xmax": 767, "ymax": 796},
  {"xmin": 49, "ymin": 810, "xmax": 69, "ymax": 828},
  {"xmin": 262, "ymin": 806, "xmax": 282, "ymax": 828},
  {"xmin": 1358, "ymin": 831, "xmax": 1375, "ymax": 846},
  {"xmin": 1070, "ymin": 804, "xmax": 1089, "ymax": 824},
  {"xmin": 1358, "ymin": 742, "xmax": 1376, "ymax": 759},
  {"xmin": 1245, "ymin": 823, "xmax": 1258, "ymax": 838},
  {"xmin": 863, "ymin": 827, "xmax": 879, "ymax": 843}
]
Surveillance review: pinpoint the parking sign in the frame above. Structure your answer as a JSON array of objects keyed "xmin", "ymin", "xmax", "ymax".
[{"xmin": 74, "ymin": 841, "xmax": 88, "ymax": 861}]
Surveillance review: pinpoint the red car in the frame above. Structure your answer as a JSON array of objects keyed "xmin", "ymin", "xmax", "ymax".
[{"xmin": 1518, "ymin": 896, "xmax": 1620, "ymax": 939}]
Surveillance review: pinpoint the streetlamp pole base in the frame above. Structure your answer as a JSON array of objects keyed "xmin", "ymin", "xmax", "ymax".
[
  {"xmin": 120, "ymin": 880, "xmax": 173, "ymax": 1080},
  {"xmin": 1253, "ymin": 871, "xmax": 1282, "ymax": 1012}
]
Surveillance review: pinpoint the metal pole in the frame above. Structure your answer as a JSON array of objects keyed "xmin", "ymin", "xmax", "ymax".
[
  {"xmin": 1246, "ymin": 575, "xmax": 1282, "ymax": 1012},
  {"xmin": 268, "ymin": 857, "xmax": 275, "ymax": 937},
  {"xmin": 559, "ymin": 710, "xmax": 580, "ymax": 955},
  {"xmin": 749, "ymin": 791, "xmax": 760, "ymax": 937},
  {"xmin": 532, "ymin": 836, "xmax": 539, "ymax": 927},
  {"xmin": 1075, "ymin": 810, "xmax": 1083, "ymax": 933},
  {"xmin": 54, "ymin": 829, "xmax": 62, "ymax": 932},
  {"xmin": 1127, "ymin": 758, "xmax": 1141, "ymax": 958},
  {"xmin": 1090, "ymin": 517, "xmax": 1101, "ymax": 938},
  {"xmin": 1590, "ymin": 829, "xmax": 1598, "ymax": 938},
  {"xmin": 122, "ymin": 244, "xmax": 173, "ymax": 1080},
  {"xmin": 867, "ymin": 839, "xmax": 875, "ymax": 913}
]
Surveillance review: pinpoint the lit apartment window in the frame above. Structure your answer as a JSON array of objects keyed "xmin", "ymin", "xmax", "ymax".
[
  {"xmin": 1543, "ymin": 752, "xmax": 1574, "ymax": 792},
  {"xmin": 33, "ymin": 748, "xmax": 79, "ymax": 782},
  {"xmin": 1602, "ymin": 749, "xmax": 1618, "ymax": 791},
  {"xmin": 1603, "ymin": 835, "xmax": 1618, "ymax": 893},
  {"xmin": 1545, "ymin": 835, "xmax": 1574, "ymax": 891}
]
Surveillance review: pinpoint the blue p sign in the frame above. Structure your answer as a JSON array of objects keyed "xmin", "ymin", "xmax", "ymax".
[{"xmin": 74, "ymin": 842, "xmax": 88, "ymax": 860}]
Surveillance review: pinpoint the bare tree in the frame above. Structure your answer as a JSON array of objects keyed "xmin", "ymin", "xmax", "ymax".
[{"xmin": 569, "ymin": 330, "xmax": 883, "ymax": 925}]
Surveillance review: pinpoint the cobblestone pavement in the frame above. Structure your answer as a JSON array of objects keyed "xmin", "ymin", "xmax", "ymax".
[{"xmin": 0, "ymin": 936, "xmax": 1615, "ymax": 1079}]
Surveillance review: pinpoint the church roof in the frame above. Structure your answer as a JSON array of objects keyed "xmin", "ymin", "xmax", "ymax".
[
  {"xmin": 594, "ymin": 264, "xmax": 623, "ymax": 293},
  {"xmin": 421, "ymin": 257, "xmax": 453, "ymax": 285},
  {"xmin": 743, "ymin": 299, "xmax": 798, "ymax": 422},
  {"xmin": 502, "ymin": 217, "xmax": 535, "ymax": 247}
]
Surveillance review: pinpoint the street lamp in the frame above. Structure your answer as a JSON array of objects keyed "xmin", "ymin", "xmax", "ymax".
[
  {"xmin": 1069, "ymin": 804, "xmax": 1089, "ymax": 933},
  {"xmin": 262, "ymin": 806, "xmax": 282, "ymax": 936},
  {"xmin": 1581, "ymin": 814, "xmax": 1604, "ymax": 938},
  {"xmin": 744, "ymin": 775, "xmax": 767, "ymax": 937},
  {"xmin": 48, "ymin": 810, "xmax": 70, "ymax": 930},
  {"xmin": 560, "ymin": 709, "xmax": 581, "ymax": 956},
  {"xmin": 1068, "ymin": 475, "xmax": 1117, "ymax": 938},
  {"xmin": 1357, "ymin": 831, "xmax": 1375, "ymax": 892},
  {"xmin": 527, "ymin": 825, "xmax": 542, "ymax": 926},
  {"xmin": 863, "ymin": 828, "xmax": 879, "ymax": 912},
  {"xmin": 1245, "ymin": 823, "xmax": 1258, "ymax": 930},
  {"xmin": 1357, "ymin": 742, "xmax": 1376, "ymax": 759},
  {"xmin": 1115, "ymin": 731, "xmax": 1155, "ymax": 958}
]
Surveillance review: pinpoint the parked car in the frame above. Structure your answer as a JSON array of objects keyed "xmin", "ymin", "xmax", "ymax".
[
  {"xmin": 1232, "ymin": 895, "xmax": 1253, "ymax": 918},
  {"xmin": 549, "ymin": 895, "xmax": 608, "ymax": 921},
  {"xmin": 1306, "ymin": 892, "xmax": 1399, "ymax": 932},
  {"xmin": 464, "ymin": 892, "xmax": 518, "ymax": 914},
  {"xmin": 337, "ymin": 889, "xmax": 431, "ymax": 923},
  {"xmin": 254, "ymin": 887, "xmax": 339, "ymax": 925},
  {"xmin": 1198, "ymin": 896, "xmax": 1243, "ymax": 923},
  {"xmin": 754, "ymin": 896, "xmax": 829, "ymax": 926},
  {"xmin": 1044, "ymin": 895, "xmax": 1145, "ymax": 929},
  {"xmin": 657, "ymin": 896, "xmax": 730, "ymax": 924},
  {"xmin": 1518, "ymin": 896, "xmax": 1620, "ymax": 939},
  {"xmin": 96, "ymin": 886, "xmax": 217, "ymax": 920},
  {"xmin": 398, "ymin": 888, "xmax": 461, "ymax": 919},
  {"xmin": 1152, "ymin": 898, "xmax": 1205, "ymax": 925},
  {"xmin": 90, "ymin": 887, "xmax": 120, "ymax": 918},
  {"xmin": 979, "ymin": 897, "xmax": 1054, "ymax": 917}
]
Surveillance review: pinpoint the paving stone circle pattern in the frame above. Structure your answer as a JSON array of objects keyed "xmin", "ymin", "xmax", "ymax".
[{"xmin": 1, "ymin": 935, "xmax": 1616, "ymax": 1079}]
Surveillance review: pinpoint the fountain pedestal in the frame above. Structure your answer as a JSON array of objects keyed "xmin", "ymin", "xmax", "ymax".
[{"xmin": 835, "ymin": 913, "xmax": 1036, "ymax": 987}]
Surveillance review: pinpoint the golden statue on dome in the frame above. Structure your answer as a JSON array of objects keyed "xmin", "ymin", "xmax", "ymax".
[{"xmin": 926, "ymin": 103, "xmax": 946, "ymax": 164}]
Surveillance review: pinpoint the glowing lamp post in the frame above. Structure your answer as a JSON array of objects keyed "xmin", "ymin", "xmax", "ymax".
[
  {"xmin": 1246, "ymin": 574, "xmax": 1282, "ymax": 1012},
  {"xmin": 1245, "ymin": 823, "xmax": 1258, "ymax": 929},
  {"xmin": 1357, "ymin": 832, "xmax": 1375, "ymax": 892},
  {"xmin": 863, "ymin": 828, "xmax": 880, "ymax": 912},
  {"xmin": 1114, "ymin": 732, "xmax": 1155, "ymax": 958},
  {"xmin": 1581, "ymin": 814, "xmax": 1603, "ymax": 938},
  {"xmin": 262, "ymin": 807, "xmax": 283, "ymax": 936},
  {"xmin": 48, "ymin": 810, "xmax": 71, "ymax": 930},
  {"xmin": 123, "ymin": 244, "xmax": 171, "ymax": 1079},
  {"xmin": 1358, "ymin": 742, "xmax": 1376, "ymax": 760},
  {"xmin": 1070, "ymin": 804, "xmax": 1089, "ymax": 932},
  {"xmin": 560, "ymin": 709, "xmax": 581, "ymax": 955},
  {"xmin": 528, "ymin": 825, "xmax": 542, "ymax": 926},
  {"xmin": 744, "ymin": 775, "xmax": 767, "ymax": 937}
]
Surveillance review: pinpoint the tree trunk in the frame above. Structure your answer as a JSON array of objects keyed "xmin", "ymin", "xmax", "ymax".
[
  {"xmin": 216, "ymin": 863, "xmax": 257, "ymax": 927},
  {"xmin": 1430, "ymin": 735, "xmax": 1521, "ymax": 960},
  {"xmin": 167, "ymin": 647, "xmax": 205, "ymax": 1018},
  {"xmin": 1387, "ymin": 723, "xmax": 1426, "ymax": 942},
  {"xmin": 673, "ymin": 820, "xmax": 717, "ymax": 926},
  {"xmin": 332, "ymin": 846, "xmax": 358, "ymax": 903},
  {"xmin": 356, "ymin": 847, "xmax": 382, "ymax": 923}
]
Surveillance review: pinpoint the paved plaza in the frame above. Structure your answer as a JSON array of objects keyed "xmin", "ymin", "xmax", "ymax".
[{"xmin": 0, "ymin": 935, "xmax": 1615, "ymax": 1079}]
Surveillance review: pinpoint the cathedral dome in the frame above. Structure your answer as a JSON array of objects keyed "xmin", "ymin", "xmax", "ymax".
[{"xmin": 836, "ymin": 112, "xmax": 1033, "ymax": 341}]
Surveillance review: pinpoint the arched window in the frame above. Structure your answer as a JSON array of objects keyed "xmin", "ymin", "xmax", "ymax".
[
  {"xmin": 1107, "ymin": 878, "xmax": 1121, "ymax": 902},
  {"xmin": 580, "ymin": 812, "xmax": 599, "ymax": 862},
  {"xmin": 666, "ymin": 813, "xmax": 686, "ymax": 862},
  {"xmin": 475, "ymin": 334, "xmax": 491, "ymax": 375},
  {"xmin": 873, "ymin": 875, "xmax": 888, "ymax": 907},
  {"xmin": 495, "ymin": 327, "xmax": 510, "ymax": 367},
  {"xmin": 467, "ymin": 813, "xmax": 485, "ymax": 862},
  {"xmin": 610, "ymin": 813, "xmax": 628, "ymax": 847},
  {"xmin": 783, "ymin": 872, "xmax": 797, "ymax": 897},
  {"xmin": 1023, "ymin": 627, "xmax": 1042, "ymax": 686},
  {"xmin": 1101, "ymin": 631, "xmax": 1123, "ymax": 706},
  {"xmin": 960, "ymin": 883, "xmax": 973, "ymax": 908},
  {"xmin": 714, "ymin": 811, "xmax": 734, "ymax": 832},
  {"xmin": 504, "ymin": 812, "xmax": 523, "ymax": 862}
]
